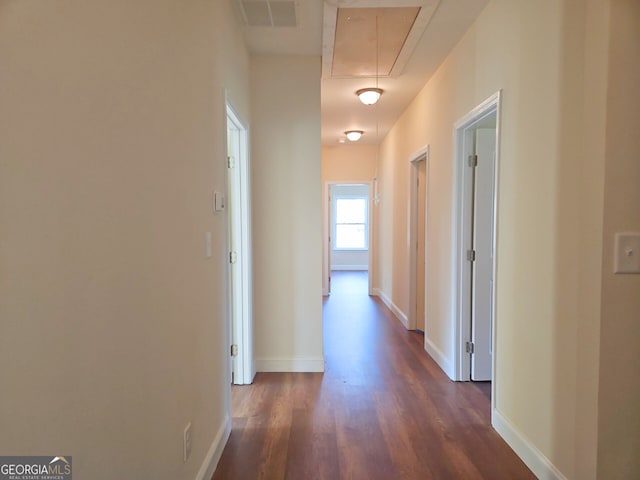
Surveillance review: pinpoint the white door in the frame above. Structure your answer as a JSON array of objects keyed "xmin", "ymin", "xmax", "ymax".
[
  {"xmin": 470, "ymin": 128, "xmax": 496, "ymax": 381},
  {"xmin": 227, "ymin": 122, "xmax": 242, "ymax": 384},
  {"xmin": 226, "ymin": 104, "xmax": 253, "ymax": 385}
]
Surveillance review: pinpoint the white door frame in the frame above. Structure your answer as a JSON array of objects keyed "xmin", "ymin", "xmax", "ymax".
[
  {"xmin": 452, "ymin": 91, "xmax": 501, "ymax": 404},
  {"xmin": 323, "ymin": 181, "xmax": 374, "ymax": 296},
  {"xmin": 225, "ymin": 96, "xmax": 254, "ymax": 385},
  {"xmin": 408, "ymin": 145, "xmax": 430, "ymax": 331}
]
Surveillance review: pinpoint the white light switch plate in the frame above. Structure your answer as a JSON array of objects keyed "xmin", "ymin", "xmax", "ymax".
[
  {"xmin": 614, "ymin": 232, "xmax": 640, "ymax": 274},
  {"xmin": 214, "ymin": 191, "xmax": 225, "ymax": 212}
]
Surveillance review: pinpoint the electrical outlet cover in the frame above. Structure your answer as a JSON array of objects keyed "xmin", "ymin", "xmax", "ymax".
[{"xmin": 614, "ymin": 233, "xmax": 640, "ymax": 274}]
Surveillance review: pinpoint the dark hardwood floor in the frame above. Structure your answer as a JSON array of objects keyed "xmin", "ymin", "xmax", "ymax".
[{"xmin": 212, "ymin": 271, "xmax": 535, "ymax": 479}]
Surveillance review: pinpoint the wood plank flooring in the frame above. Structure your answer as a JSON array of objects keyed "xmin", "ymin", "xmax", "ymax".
[{"xmin": 212, "ymin": 271, "xmax": 535, "ymax": 480}]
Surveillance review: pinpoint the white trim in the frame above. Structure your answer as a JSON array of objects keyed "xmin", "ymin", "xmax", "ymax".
[
  {"xmin": 255, "ymin": 356, "xmax": 325, "ymax": 372},
  {"xmin": 324, "ymin": 182, "xmax": 330, "ymax": 294},
  {"xmin": 489, "ymin": 93, "xmax": 503, "ymax": 418},
  {"xmin": 424, "ymin": 336, "xmax": 455, "ymax": 379},
  {"xmin": 452, "ymin": 90, "xmax": 501, "ymax": 388},
  {"xmin": 367, "ymin": 182, "xmax": 374, "ymax": 296},
  {"xmin": 373, "ymin": 288, "xmax": 409, "ymax": 329},
  {"xmin": 408, "ymin": 145, "xmax": 430, "ymax": 164},
  {"xmin": 226, "ymin": 95, "xmax": 255, "ymax": 385},
  {"xmin": 195, "ymin": 415, "xmax": 231, "ymax": 480},
  {"xmin": 332, "ymin": 193, "xmax": 369, "ymax": 251},
  {"xmin": 330, "ymin": 265, "xmax": 368, "ymax": 271},
  {"xmin": 493, "ymin": 410, "xmax": 567, "ymax": 480}
]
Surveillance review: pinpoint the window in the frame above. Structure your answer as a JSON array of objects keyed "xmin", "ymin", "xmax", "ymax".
[{"xmin": 334, "ymin": 196, "xmax": 368, "ymax": 250}]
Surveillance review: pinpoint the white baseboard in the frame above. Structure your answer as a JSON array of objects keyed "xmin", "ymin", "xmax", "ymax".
[
  {"xmin": 255, "ymin": 356, "xmax": 325, "ymax": 372},
  {"xmin": 373, "ymin": 288, "xmax": 409, "ymax": 328},
  {"xmin": 424, "ymin": 336, "xmax": 455, "ymax": 380},
  {"xmin": 492, "ymin": 409, "xmax": 567, "ymax": 480},
  {"xmin": 195, "ymin": 415, "xmax": 231, "ymax": 480},
  {"xmin": 331, "ymin": 265, "xmax": 368, "ymax": 271},
  {"xmin": 373, "ymin": 288, "xmax": 454, "ymax": 381}
]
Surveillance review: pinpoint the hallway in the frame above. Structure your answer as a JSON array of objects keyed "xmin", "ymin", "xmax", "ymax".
[{"xmin": 213, "ymin": 271, "xmax": 534, "ymax": 479}]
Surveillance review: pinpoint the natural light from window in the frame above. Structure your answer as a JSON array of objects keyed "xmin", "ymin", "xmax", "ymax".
[{"xmin": 335, "ymin": 197, "xmax": 367, "ymax": 250}]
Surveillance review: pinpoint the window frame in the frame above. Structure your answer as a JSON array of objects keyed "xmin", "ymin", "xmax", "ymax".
[{"xmin": 332, "ymin": 194, "xmax": 369, "ymax": 251}]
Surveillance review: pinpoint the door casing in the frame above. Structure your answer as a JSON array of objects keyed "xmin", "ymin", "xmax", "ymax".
[
  {"xmin": 226, "ymin": 96, "xmax": 254, "ymax": 385},
  {"xmin": 452, "ymin": 91, "xmax": 501, "ymax": 419},
  {"xmin": 323, "ymin": 181, "xmax": 374, "ymax": 296}
]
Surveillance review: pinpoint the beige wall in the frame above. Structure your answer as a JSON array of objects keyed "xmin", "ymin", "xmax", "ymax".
[
  {"xmin": 597, "ymin": 0, "xmax": 640, "ymax": 477},
  {"xmin": 376, "ymin": 0, "xmax": 613, "ymax": 477},
  {"xmin": 251, "ymin": 55, "xmax": 324, "ymax": 372},
  {"xmin": 322, "ymin": 144, "xmax": 378, "ymax": 182},
  {"xmin": 0, "ymin": 0, "xmax": 249, "ymax": 478},
  {"xmin": 321, "ymin": 145, "xmax": 377, "ymax": 293}
]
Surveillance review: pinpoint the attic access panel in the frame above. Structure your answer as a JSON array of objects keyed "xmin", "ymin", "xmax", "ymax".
[{"xmin": 331, "ymin": 7, "xmax": 420, "ymax": 78}]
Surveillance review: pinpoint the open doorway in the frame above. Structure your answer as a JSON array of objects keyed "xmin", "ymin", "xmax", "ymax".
[
  {"xmin": 323, "ymin": 182, "xmax": 373, "ymax": 296},
  {"xmin": 408, "ymin": 146, "xmax": 430, "ymax": 334},
  {"xmin": 453, "ymin": 92, "xmax": 501, "ymax": 408},
  {"xmin": 226, "ymin": 99, "xmax": 254, "ymax": 385}
]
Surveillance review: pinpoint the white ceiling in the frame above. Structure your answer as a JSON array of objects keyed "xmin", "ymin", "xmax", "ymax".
[{"xmin": 234, "ymin": 0, "xmax": 489, "ymax": 145}]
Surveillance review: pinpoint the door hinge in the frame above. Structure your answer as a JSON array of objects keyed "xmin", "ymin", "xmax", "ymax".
[
  {"xmin": 229, "ymin": 251, "xmax": 238, "ymax": 264},
  {"xmin": 231, "ymin": 344, "xmax": 238, "ymax": 357},
  {"xmin": 466, "ymin": 341, "xmax": 475, "ymax": 354},
  {"xmin": 467, "ymin": 249, "xmax": 476, "ymax": 262},
  {"xmin": 227, "ymin": 156, "xmax": 235, "ymax": 168},
  {"xmin": 468, "ymin": 154, "xmax": 478, "ymax": 167}
]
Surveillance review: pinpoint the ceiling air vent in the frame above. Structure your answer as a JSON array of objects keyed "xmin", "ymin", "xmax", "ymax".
[{"xmin": 237, "ymin": 0, "xmax": 297, "ymax": 28}]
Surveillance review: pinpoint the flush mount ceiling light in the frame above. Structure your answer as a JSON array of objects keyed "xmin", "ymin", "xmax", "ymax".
[
  {"xmin": 345, "ymin": 130, "xmax": 364, "ymax": 142},
  {"xmin": 356, "ymin": 88, "xmax": 383, "ymax": 105}
]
